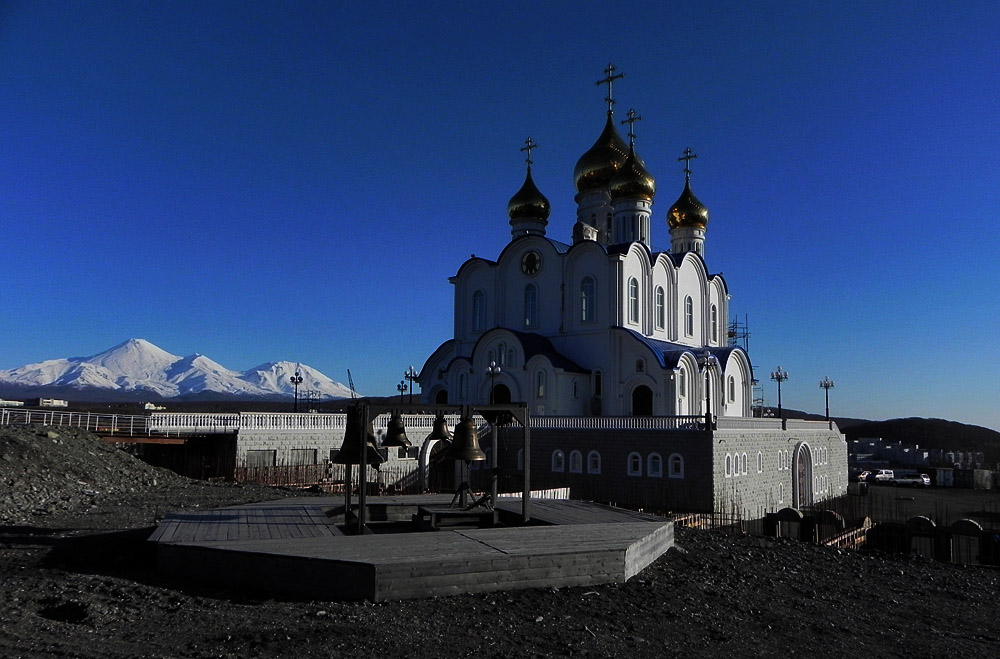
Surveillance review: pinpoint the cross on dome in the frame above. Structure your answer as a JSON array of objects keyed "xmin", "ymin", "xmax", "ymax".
[
  {"xmin": 621, "ymin": 108, "xmax": 642, "ymax": 148},
  {"xmin": 520, "ymin": 137, "xmax": 538, "ymax": 169},
  {"xmin": 678, "ymin": 147, "xmax": 698, "ymax": 182},
  {"xmin": 595, "ymin": 63, "xmax": 625, "ymax": 116}
]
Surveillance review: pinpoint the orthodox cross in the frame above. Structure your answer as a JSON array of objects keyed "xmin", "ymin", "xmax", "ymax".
[
  {"xmin": 520, "ymin": 137, "xmax": 538, "ymax": 169},
  {"xmin": 595, "ymin": 63, "xmax": 624, "ymax": 115},
  {"xmin": 620, "ymin": 108, "xmax": 642, "ymax": 148},
  {"xmin": 678, "ymin": 147, "xmax": 698, "ymax": 182}
]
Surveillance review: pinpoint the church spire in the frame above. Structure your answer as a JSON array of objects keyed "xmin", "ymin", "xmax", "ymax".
[
  {"xmin": 508, "ymin": 137, "xmax": 550, "ymax": 239},
  {"xmin": 595, "ymin": 63, "xmax": 625, "ymax": 117},
  {"xmin": 668, "ymin": 147, "xmax": 710, "ymax": 257}
]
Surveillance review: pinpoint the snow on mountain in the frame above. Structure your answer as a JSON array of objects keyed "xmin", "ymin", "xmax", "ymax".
[
  {"xmin": 241, "ymin": 361, "xmax": 355, "ymax": 399},
  {"xmin": 0, "ymin": 339, "xmax": 354, "ymax": 399}
]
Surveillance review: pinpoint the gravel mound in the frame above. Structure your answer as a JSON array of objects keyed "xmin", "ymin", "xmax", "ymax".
[
  {"xmin": 0, "ymin": 425, "xmax": 288, "ymax": 529},
  {"xmin": 2, "ymin": 424, "xmax": 999, "ymax": 657}
]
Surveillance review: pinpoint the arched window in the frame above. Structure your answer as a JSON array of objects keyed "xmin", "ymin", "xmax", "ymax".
[
  {"xmin": 741, "ymin": 452, "xmax": 748, "ymax": 475},
  {"xmin": 655, "ymin": 286, "xmax": 665, "ymax": 329},
  {"xmin": 593, "ymin": 370, "xmax": 603, "ymax": 398},
  {"xmin": 536, "ymin": 370, "xmax": 546, "ymax": 398},
  {"xmin": 668, "ymin": 453, "xmax": 684, "ymax": 479},
  {"xmin": 581, "ymin": 277, "xmax": 596, "ymax": 322},
  {"xmin": 635, "ymin": 359, "xmax": 645, "ymax": 373},
  {"xmin": 524, "ymin": 284, "xmax": 538, "ymax": 328},
  {"xmin": 647, "ymin": 453, "xmax": 663, "ymax": 478},
  {"xmin": 587, "ymin": 451, "xmax": 602, "ymax": 474},
  {"xmin": 627, "ymin": 452, "xmax": 642, "ymax": 476},
  {"xmin": 728, "ymin": 376, "xmax": 736, "ymax": 402},
  {"xmin": 458, "ymin": 373, "xmax": 467, "ymax": 400},
  {"xmin": 678, "ymin": 369, "xmax": 686, "ymax": 396},
  {"xmin": 507, "ymin": 349, "xmax": 515, "ymax": 367},
  {"xmin": 497, "ymin": 342, "xmax": 506, "ymax": 367},
  {"xmin": 551, "ymin": 450, "xmax": 565, "ymax": 472},
  {"xmin": 472, "ymin": 290, "xmax": 486, "ymax": 331},
  {"xmin": 757, "ymin": 451, "xmax": 763, "ymax": 473},
  {"xmin": 569, "ymin": 450, "xmax": 583, "ymax": 473},
  {"xmin": 711, "ymin": 304, "xmax": 718, "ymax": 343},
  {"xmin": 779, "ymin": 482, "xmax": 784, "ymax": 503},
  {"xmin": 684, "ymin": 296, "xmax": 694, "ymax": 336},
  {"xmin": 628, "ymin": 278, "xmax": 639, "ymax": 323},
  {"xmin": 572, "ymin": 380, "xmax": 578, "ymax": 399},
  {"xmin": 725, "ymin": 453, "xmax": 732, "ymax": 477}
]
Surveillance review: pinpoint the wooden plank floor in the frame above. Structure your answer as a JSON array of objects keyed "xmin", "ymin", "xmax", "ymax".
[{"xmin": 151, "ymin": 495, "xmax": 673, "ymax": 601}]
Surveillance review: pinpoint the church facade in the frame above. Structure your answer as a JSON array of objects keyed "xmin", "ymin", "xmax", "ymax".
[
  {"xmin": 420, "ymin": 94, "xmax": 750, "ymax": 421},
  {"xmin": 417, "ymin": 71, "xmax": 846, "ymax": 518}
]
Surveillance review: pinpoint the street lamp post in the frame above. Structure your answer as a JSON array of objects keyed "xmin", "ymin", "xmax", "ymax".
[
  {"xmin": 770, "ymin": 366, "xmax": 788, "ymax": 421},
  {"xmin": 396, "ymin": 380, "xmax": 407, "ymax": 404},
  {"xmin": 289, "ymin": 368, "xmax": 303, "ymax": 413},
  {"xmin": 697, "ymin": 350, "xmax": 715, "ymax": 429},
  {"xmin": 819, "ymin": 376, "xmax": 835, "ymax": 428},
  {"xmin": 404, "ymin": 365, "xmax": 418, "ymax": 404},
  {"xmin": 486, "ymin": 361, "xmax": 501, "ymax": 404}
]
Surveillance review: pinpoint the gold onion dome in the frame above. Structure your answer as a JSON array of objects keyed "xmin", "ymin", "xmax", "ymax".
[
  {"xmin": 609, "ymin": 146, "xmax": 655, "ymax": 200},
  {"xmin": 667, "ymin": 180, "xmax": 709, "ymax": 230},
  {"xmin": 507, "ymin": 167, "xmax": 550, "ymax": 221},
  {"xmin": 573, "ymin": 115, "xmax": 629, "ymax": 193}
]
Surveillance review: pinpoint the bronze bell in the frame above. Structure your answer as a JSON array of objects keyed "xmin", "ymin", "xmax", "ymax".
[
  {"xmin": 445, "ymin": 416, "xmax": 486, "ymax": 462},
  {"xmin": 382, "ymin": 412, "xmax": 411, "ymax": 448},
  {"xmin": 427, "ymin": 413, "xmax": 453, "ymax": 443},
  {"xmin": 333, "ymin": 405, "xmax": 385, "ymax": 466}
]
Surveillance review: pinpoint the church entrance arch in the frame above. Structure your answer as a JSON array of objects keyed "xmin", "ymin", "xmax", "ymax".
[
  {"xmin": 491, "ymin": 384, "xmax": 512, "ymax": 405},
  {"xmin": 435, "ymin": 390, "xmax": 448, "ymax": 404},
  {"xmin": 793, "ymin": 443, "xmax": 814, "ymax": 508},
  {"xmin": 632, "ymin": 385, "xmax": 653, "ymax": 417}
]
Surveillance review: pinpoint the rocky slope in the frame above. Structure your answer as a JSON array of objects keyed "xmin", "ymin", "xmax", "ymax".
[{"xmin": 1, "ymin": 425, "xmax": 998, "ymax": 658}]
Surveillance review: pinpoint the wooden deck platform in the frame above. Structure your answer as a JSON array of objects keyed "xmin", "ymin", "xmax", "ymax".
[{"xmin": 150, "ymin": 495, "xmax": 673, "ymax": 601}]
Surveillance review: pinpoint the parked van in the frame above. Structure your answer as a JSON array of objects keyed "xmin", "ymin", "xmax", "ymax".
[{"xmin": 866, "ymin": 469, "xmax": 894, "ymax": 483}]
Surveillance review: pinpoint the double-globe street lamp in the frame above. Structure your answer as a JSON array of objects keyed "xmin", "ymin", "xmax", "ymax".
[
  {"xmin": 486, "ymin": 361, "xmax": 501, "ymax": 404},
  {"xmin": 819, "ymin": 376, "xmax": 835, "ymax": 428},
  {"xmin": 396, "ymin": 380, "xmax": 407, "ymax": 403},
  {"xmin": 770, "ymin": 366, "xmax": 789, "ymax": 420},
  {"xmin": 404, "ymin": 365, "xmax": 418, "ymax": 404},
  {"xmin": 289, "ymin": 368, "xmax": 304, "ymax": 413}
]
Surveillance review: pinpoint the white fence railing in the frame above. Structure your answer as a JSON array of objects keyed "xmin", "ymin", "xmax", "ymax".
[{"xmin": 1, "ymin": 408, "xmax": 150, "ymax": 436}]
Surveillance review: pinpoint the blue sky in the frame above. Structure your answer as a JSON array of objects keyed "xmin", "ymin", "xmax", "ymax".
[{"xmin": 2, "ymin": 1, "xmax": 998, "ymax": 430}]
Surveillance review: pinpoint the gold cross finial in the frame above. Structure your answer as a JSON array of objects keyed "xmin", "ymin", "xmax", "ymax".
[
  {"xmin": 520, "ymin": 137, "xmax": 538, "ymax": 169},
  {"xmin": 620, "ymin": 108, "xmax": 642, "ymax": 148},
  {"xmin": 595, "ymin": 63, "xmax": 625, "ymax": 116},
  {"xmin": 678, "ymin": 147, "xmax": 698, "ymax": 182}
]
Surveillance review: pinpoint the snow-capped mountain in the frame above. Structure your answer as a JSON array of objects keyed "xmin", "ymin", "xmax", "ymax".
[{"xmin": 0, "ymin": 339, "xmax": 355, "ymax": 399}]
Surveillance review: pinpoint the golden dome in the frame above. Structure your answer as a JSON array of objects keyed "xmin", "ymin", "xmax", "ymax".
[
  {"xmin": 573, "ymin": 115, "xmax": 629, "ymax": 193},
  {"xmin": 667, "ymin": 180, "xmax": 709, "ymax": 230},
  {"xmin": 609, "ymin": 146, "xmax": 655, "ymax": 200},
  {"xmin": 507, "ymin": 168, "xmax": 550, "ymax": 221}
]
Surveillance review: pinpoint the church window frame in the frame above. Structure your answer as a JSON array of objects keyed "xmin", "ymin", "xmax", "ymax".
[
  {"xmin": 757, "ymin": 451, "xmax": 763, "ymax": 473},
  {"xmin": 581, "ymin": 277, "xmax": 596, "ymax": 323},
  {"xmin": 725, "ymin": 453, "xmax": 733, "ymax": 477},
  {"xmin": 668, "ymin": 453, "xmax": 685, "ymax": 479},
  {"xmin": 636, "ymin": 359, "xmax": 645, "ymax": 373},
  {"xmin": 497, "ymin": 342, "xmax": 507, "ymax": 367},
  {"xmin": 507, "ymin": 349, "xmax": 515, "ymax": 368},
  {"xmin": 587, "ymin": 451, "xmax": 602, "ymax": 474},
  {"xmin": 551, "ymin": 450, "xmax": 565, "ymax": 473},
  {"xmin": 647, "ymin": 453, "xmax": 663, "ymax": 478},
  {"xmin": 627, "ymin": 452, "xmax": 642, "ymax": 477},
  {"xmin": 741, "ymin": 452, "xmax": 748, "ymax": 475},
  {"xmin": 593, "ymin": 370, "xmax": 603, "ymax": 398},
  {"xmin": 655, "ymin": 286, "xmax": 665, "ymax": 329},
  {"xmin": 458, "ymin": 373, "xmax": 467, "ymax": 401},
  {"xmin": 711, "ymin": 304, "xmax": 718, "ymax": 343},
  {"xmin": 524, "ymin": 284, "xmax": 539, "ymax": 328},
  {"xmin": 569, "ymin": 450, "xmax": 583, "ymax": 474},
  {"xmin": 678, "ymin": 369, "xmax": 686, "ymax": 397},
  {"xmin": 628, "ymin": 278, "xmax": 639, "ymax": 324},
  {"xmin": 472, "ymin": 290, "xmax": 486, "ymax": 332},
  {"xmin": 684, "ymin": 296, "xmax": 694, "ymax": 336},
  {"xmin": 779, "ymin": 482, "xmax": 784, "ymax": 503},
  {"xmin": 728, "ymin": 376, "xmax": 736, "ymax": 402},
  {"xmin": 536, "ymin": 370, "xmax": 546, "ymax": 398}
]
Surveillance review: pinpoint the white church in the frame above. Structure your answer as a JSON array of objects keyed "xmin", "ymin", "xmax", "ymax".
[
  {"xmin": 419, "ymin": 76, "xmax": 751, "ymax": 421},
  {"xmin": 417, "ymin": 68, "xmax": 847, "ymax": 517}
]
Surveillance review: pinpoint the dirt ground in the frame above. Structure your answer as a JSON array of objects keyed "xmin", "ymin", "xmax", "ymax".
[{"xmin": 2, "ymin": 426, "xmax": 999, "ymax": 658}]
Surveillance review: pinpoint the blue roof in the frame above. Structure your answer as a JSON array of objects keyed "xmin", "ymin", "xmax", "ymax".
[{"xmin": 618, "ymin": 327, "xmax": 741, "ymax": 373}]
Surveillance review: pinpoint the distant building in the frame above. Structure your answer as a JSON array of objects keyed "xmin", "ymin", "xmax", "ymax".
[
  {"xmin": 36, "ymin": 398, "xmax": 69, "ymax": 408},
  {"xmin": 0, "ymin": 399, "xmax": 25, "ymax": 407}
]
